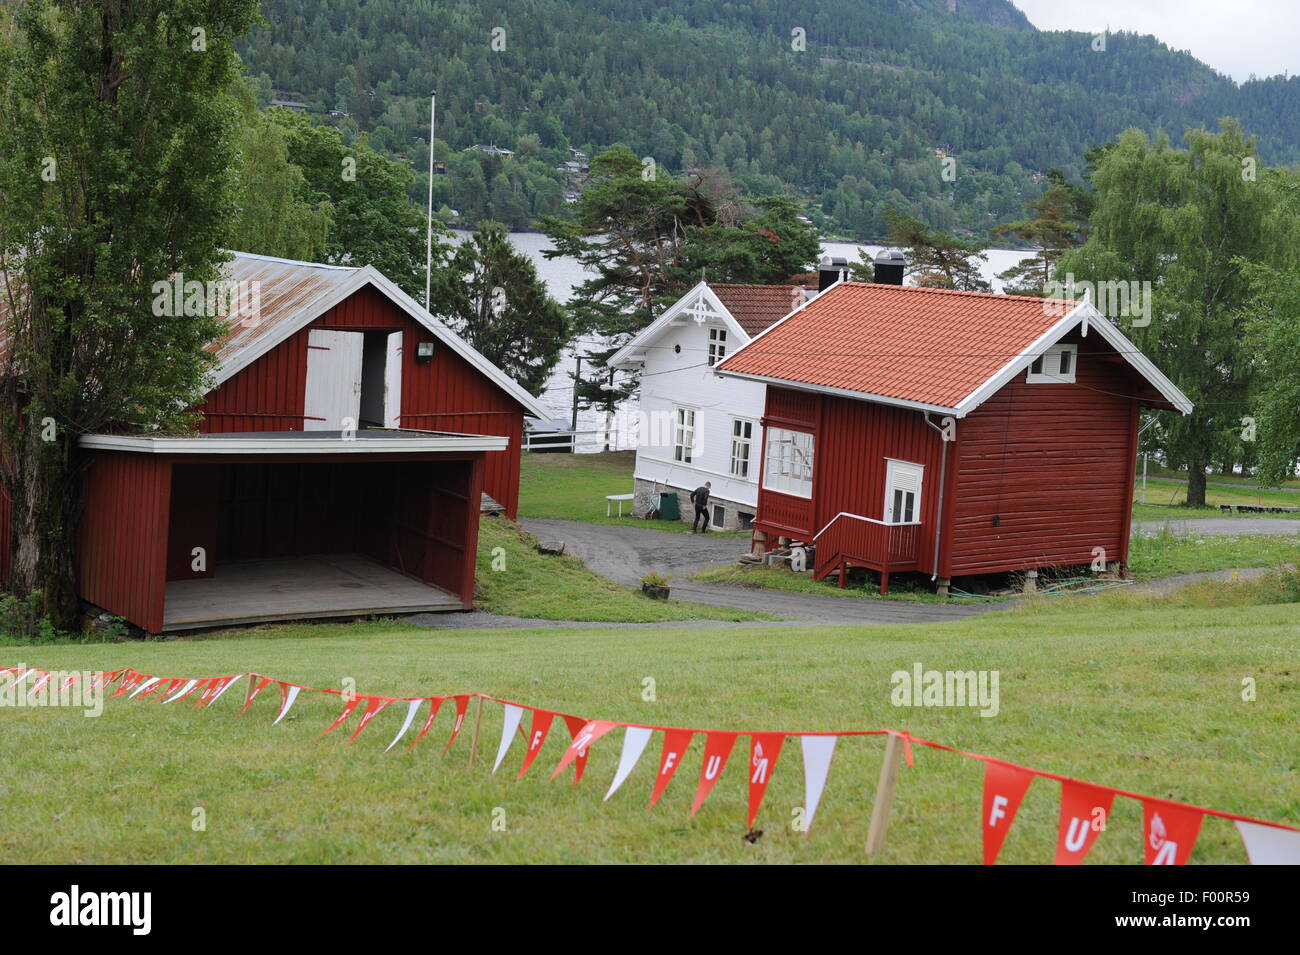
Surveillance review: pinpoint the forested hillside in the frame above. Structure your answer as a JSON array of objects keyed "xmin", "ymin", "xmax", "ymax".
[{"xmin": 236, "ymin": 0, "xmax": 1300, "ymax": 240}]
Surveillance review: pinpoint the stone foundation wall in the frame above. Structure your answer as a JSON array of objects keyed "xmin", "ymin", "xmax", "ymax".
[{"xmin": 633, "ymin": 478, "xmax": 756, "ymax": 531}]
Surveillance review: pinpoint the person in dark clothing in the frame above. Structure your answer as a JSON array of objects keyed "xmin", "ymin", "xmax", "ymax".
[{"xmin": 690, "ymin": 482, "xmax": 712, "ymax": 533}]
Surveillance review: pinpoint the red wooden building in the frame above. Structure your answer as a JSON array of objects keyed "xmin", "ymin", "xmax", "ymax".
[
  {"xmin": 716, "ymin": 281, "xmax": 1192, "ymax": 594},
  {"xmin": 1, "ymin": 252, "xmax": 549, "ymax": 633}
]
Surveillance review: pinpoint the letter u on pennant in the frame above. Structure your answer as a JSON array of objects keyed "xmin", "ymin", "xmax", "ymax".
[
  {"xmin": 690, "ymin": 732, "xmax": 739, "ymax": 817},
  {"xmin": 1054, "ymin": 781, "xmax": 1116, "ymax": 865}
]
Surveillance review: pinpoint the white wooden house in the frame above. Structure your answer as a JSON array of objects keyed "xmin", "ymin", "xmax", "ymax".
[{"xmin": 609, "ymin": 281, "xmax": 817, "ymax": 529}]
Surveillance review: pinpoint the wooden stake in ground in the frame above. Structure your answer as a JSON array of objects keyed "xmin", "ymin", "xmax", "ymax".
[
  {"xmin": 469, "ymin": 696, "xmax": 485, "ymax": 765},
  {"xmin": 866, "ymin": 733, "xmax": 905, "ymax": 856}
]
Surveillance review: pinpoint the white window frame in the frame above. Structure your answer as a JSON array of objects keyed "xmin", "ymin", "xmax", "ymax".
[
  {"xmin": 707, "ymin": 326, "xmax": 728, "ymax": 367},
  {"xmin": 1026, "ymin": 343, "xmax": 1078, "ymax": 384},
  {"xmin": 674, "ymin": 406, "xmax": 696, "ymax": 464},
  {"xmin": 729, "ymin": 417, "xmax": 754, "ymax": 479},
  {"xmin": 762, "ymin": 427, "xmax": 815, "ymax": 498},
  {"xmin": 883, "ymin": 459, "xmax": 924, "ymax": 525}
]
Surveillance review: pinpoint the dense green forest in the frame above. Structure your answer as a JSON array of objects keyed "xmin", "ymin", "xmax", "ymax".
[{"xmin": 237, "ymin": 0, "xmax": 1300, "ymax": 240}]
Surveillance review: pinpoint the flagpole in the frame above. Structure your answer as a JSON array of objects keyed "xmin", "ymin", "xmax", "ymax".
[{"xmin": 424, "ymin": 89, "xmax": 437, "ymax": 313}]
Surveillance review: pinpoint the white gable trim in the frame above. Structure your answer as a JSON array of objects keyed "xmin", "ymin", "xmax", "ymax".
[
  {"xmin": 953, "ymin": 301, "xmax": 1193, "ymax": 416},
  {"xmin": 607, "ymin": 283, "xmax": 751, "ymax": 369},
  {"xmin": 211, "ymin": 258, "xmax": 550, "ymax": 420}
]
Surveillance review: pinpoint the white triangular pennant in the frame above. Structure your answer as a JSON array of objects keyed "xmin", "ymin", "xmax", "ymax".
[
  {"xmin": 273, "ymin": 685, "xmax": 301, "ymax": 725},
  {"xmin": 1236, "ymin": 820, "xmax": 1300, "ymax": 864},
  {"xmin": 386, "ymin": 699, "xmax": 424, "ymax": 753},
  {"xmin": 163, "ymin": 679, "xmax": 199, "ymax": 703},
  {"xmin": 128, "ymin": 676, "xmax": 161, "ymax": 700},
  {"xmin": 604, "ymin": 726, "xmax": 654, "ymax": 801},
  {"xmin": 492, "ymin": 704, "xmax": 525, "ymax": 774},
  {"xmin": 800, "ymin": 735, "xmax": 838, "ymax": 833},
  {"xmin": 206, "ymin": 674, "xmax": 245, "ymax": 707}
]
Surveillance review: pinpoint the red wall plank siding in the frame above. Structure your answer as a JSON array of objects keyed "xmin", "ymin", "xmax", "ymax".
[
  {"xmin": 78, "ymin": 452, "xmax": 171, "ymax": 633},
  {"xmin": 194, "ymin": 283, "xmax": 529, "ymax": 518},
  {"xmin": 813, "ymin": 392, "xmax": 946, "ymax": 568},
  {"xmin": 946, "ymin": 331, "xmax": 1141, "ymax": 576}
]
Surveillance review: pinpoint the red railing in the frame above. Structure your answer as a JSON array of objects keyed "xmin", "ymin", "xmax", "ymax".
[{"xmin": 812, "ymin": 512, "xmax": 921, "ymax": 586}]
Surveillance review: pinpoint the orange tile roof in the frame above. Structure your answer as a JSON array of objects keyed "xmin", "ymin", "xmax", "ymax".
[
  {"xmin": 717, "ymin": 282, "xmax": 1072, "ymax": 410},
  {"xmin": 712, "ymin": 284, "xmax": 807, "ymax": 337}
]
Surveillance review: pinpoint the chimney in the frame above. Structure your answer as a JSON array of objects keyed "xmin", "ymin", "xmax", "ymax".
[
  {"xmin": 818, "ymin": 255, "xmax": 850, "ymax": 292},
  {"xmin": 873, "ymin": 249, "xmax": 906, "ymax": 286}
]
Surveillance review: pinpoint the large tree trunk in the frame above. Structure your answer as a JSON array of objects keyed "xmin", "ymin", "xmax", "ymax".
[
  {"xmin": 1186, "ymin": 465, "xmax": 1208, "ymax": 509},
  {"xmin": 8, "ymin": 427, "xmax": 84, "ymax": 631}
]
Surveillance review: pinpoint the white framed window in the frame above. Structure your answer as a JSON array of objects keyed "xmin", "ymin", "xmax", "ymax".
[
  {"xmin": 1027, "ymin": 343, "xmax": 1078, "ymax": 383},
  {"xmin": 707, "ymin": 327, "xmax": 727, "ymax": 366},
  {"xmin": 883, "ymin": 459, "xmax": 924, "ymax": 525},
  {"xmin": 763, "ymin": 427, "xmax": 814, "ymax": 497},
  {"xmin": 730, "ymin": 418, "xmax": 754, "ymax": 478},
  {"xmin": 674, "ymin": 406, "xmax": 696, "ymax": 464}
]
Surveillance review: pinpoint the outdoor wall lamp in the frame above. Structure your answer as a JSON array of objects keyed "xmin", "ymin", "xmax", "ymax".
[{"xmin": 415, "ymin": 341, "xmax": 436, "ymax": 361}]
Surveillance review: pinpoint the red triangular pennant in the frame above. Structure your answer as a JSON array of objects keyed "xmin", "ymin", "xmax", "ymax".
[
  {"xmin": 746, "ymin": 733, "xmax": 785, "ymax": 827},
  {"xmin": 191, "ymin": 678, "xmax": 218, "ymax": 707},
  {"xmin": 113, "ymin": 672, "xmax": 145, "ymax": 698},
  {"xmin": 551, "ymin": 720, "xmax": 617, "ymax": 781},
  {"xmin": 1054, "ymin": 781, "xmax": 1116, "ymax": 864},
  {"xmin": 406, "ymin": 697, "xmax": 447, "ymax": 751},
  {"xmin": 1142, "ymin": 799, "xmax": 1204, "ymax": 865},
  {"xmin": 982, "ymin": 761, "xmax": 1035, "ymax": 865},
  {"xmin": 690, "ymin": 732, "xmax": 739, "ymax": 817},
  {"xmin": 443, "ymin": 695, "xmax": 472, "ymax": 752},
  {"xmin": 561, "ymin": 715, "xmax": 597, "ymax": 783},
  {"xmin": 239, "ymin": 676, "xmax": 273, "ymax": 714},
  {"xmin": 320, "ymin": 694, "xmax": 364, "ymax": 736},
  {"xmin": 517, "ymin": 710, "xmax": 556, "ymax": 778},
  {"xmin": 648, "ymin": 730, "xmax": 694, "ymax": 809},
  {"xmin": 347, "ymin": 697, "xmax": 393, "ymax": 742}
]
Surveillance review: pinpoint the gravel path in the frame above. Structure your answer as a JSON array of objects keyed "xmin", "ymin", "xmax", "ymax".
[
  {"xmin": 520, "ymin": 518, "xmax": 991, "ymax": 625},
  {"xmin": 1133, "ymin": 518, "xmax": 1300, "ymax": 537},
  {"xmin": 403, "ymin": 517, "xmax": 1291, "ymax": 632}
]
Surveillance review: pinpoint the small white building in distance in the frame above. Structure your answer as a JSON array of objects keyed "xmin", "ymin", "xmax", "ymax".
[{"xmin": 609, "ymin": 269, "xmax": 844, "ymax": 529}]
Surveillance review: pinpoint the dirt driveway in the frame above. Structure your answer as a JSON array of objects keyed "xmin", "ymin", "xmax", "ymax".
[{"xmin": 520, "ymin": 518, "xmax": 991, "ymax": 625}]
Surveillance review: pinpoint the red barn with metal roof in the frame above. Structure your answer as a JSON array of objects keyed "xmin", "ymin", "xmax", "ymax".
[
  {"xmin": 717, "ymin": 281, "xmax": 1192, "ymax": 593},
  {"xmin": 1, "ymin": 252, "xmax": 549, "ymax": 632}
]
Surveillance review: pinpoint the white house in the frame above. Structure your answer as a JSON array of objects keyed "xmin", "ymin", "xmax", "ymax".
[{"xmin": 609, "ymin": 279, "xmax": 825, "ymax": 529}]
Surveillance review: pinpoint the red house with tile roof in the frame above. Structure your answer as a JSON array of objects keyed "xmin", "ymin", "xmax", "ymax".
[
  {"xmin": 716, "ymin": 280, "xmax": 1192, "ymax": 593},
  {"xmin": 0, "ymin": 252, "xmax": 549, "ymax": 633}
]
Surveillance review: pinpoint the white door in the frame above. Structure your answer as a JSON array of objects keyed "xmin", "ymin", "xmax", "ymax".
[
  {"xmin": 883, "ymin": 460, "xmax": 924, "ymax": 525},
  {"xmin": 303, "ymin": 329, "xmax": 363, "ymax": 431},
  {"xmin": 384, "ymin": 330, "xmax": 403, "ymax": 428}
]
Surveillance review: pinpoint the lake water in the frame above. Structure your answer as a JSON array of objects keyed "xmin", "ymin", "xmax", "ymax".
[{"xmin": 492, "ymin": 232, "xmax": 1030, "ymax": 450}]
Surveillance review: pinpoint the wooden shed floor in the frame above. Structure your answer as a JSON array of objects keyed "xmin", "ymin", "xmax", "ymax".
[{"xmin": 162, "ymin": 554, "xmax": 462, "ymax": 631}]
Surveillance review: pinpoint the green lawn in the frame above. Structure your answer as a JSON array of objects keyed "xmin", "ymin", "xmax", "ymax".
[
  {"xmin": 519, "ymin": 451, "xmax": 748, "ymax": 536},
  {"xmin": 1128, "ymin": 531, "xmax": 1300, "ymax": 580},
  {"xmin": 1133, "ymin": 477, "xmax": 1300, "ymax": 515},
  {"xmin": 1, "ymin": 587, "xmax": 1296, "ymax": 864},
  {"xmin": 473, "ymin": 516, "xmax": 766, "ymax": 622},
  {"xmin": 1140, "ymin": 463, "xmax": 1300, "ymax": 490}
]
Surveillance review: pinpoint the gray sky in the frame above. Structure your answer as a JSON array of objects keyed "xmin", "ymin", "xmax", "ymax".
[{"xmin": 1012, "ymin": 0, "xmax": 1299, "ymax": 83}]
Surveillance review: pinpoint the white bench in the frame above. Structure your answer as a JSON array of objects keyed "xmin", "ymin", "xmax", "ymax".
[{"xmin": 605, "ymin": 493, "xmax": 635, "ymax": 517}]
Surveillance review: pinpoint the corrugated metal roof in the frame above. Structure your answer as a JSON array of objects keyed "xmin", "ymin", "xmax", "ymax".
[
  {"xmin": 207, "ymin": 253, "xmax": 362, "ymax": 364},
  {"xmin": 717, "ymin": 282, "xmax": 1071, "ymax": 409}
]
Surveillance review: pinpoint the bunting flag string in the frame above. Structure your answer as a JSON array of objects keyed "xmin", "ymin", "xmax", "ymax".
[{"xmin": 4, "ymin": 663, "xmax": 1298, "ymax": 864}]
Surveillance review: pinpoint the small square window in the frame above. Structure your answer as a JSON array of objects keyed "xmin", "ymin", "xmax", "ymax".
[
  {"xmin": 1027, "ymin": 344, "xmax": 1077, "ymax": 384},
  {"xmin": 712, "ymin": 504, "xmax": 726, "ymax": 527}
]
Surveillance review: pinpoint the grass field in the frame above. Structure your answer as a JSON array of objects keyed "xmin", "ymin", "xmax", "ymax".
[
  {"xmin": 693, "ymin": 533, "xmax": 1300, "ymax": 601},
  {"xmin": 519, "ymin": 451, "xmax": 749, "ymax": 535},
  {"xmin": 1133, "ymin": 478, "xmax": 1300, "ymax": 517},
  {"xmin": 1, "ymin": 586, "xmax": 1296, "ymax": 864},
  {"xmin": 473, "ymin": 517, "xmax": 765, "ymax": 622}
]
